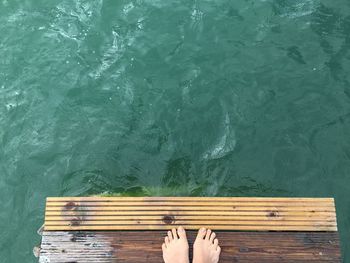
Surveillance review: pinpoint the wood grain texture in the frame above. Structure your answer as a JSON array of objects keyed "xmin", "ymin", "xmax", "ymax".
[
  {"xmin": 44, "ymin": 197, "xmax": 337, "ymax": 231},
  {"xmin": 39, "ymin": 231, "xmax": 342, "ymax": 263}
]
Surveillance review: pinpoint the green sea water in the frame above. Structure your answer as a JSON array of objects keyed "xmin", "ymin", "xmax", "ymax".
[{"xmin": 0, "ymin": 0, "xmax": 350, "ymax": 262}]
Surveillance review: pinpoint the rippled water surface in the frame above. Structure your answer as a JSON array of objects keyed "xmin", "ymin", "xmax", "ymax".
[{"xmin": 1, "ymin": 0, "xmax": 350, "ymax": 262}]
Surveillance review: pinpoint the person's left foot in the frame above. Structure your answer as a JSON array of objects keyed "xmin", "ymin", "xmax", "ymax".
[{"xmin": 162, "ymin": 226, "xmax": 189, "ymax": 263}]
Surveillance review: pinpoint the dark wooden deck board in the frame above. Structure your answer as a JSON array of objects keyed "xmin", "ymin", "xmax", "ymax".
[
  {"xmin": 39, "ymin": 197, "xmax": 341, "ymax": 262},
  {"xmin": 39, "ymin": 231, "xmax": 341, "ymax": 263}
]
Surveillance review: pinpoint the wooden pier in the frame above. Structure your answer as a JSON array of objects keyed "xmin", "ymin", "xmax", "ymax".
[{"xmin": 38, "ymin": 197, "xmax": 342, "ymax": 262}]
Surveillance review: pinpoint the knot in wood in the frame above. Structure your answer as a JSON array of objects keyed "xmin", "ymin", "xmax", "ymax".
[
  {"xmin": 239, "ymin": 247, "xmax": 250, "ymax": 253},
  {"xmin": 267, "ymin": 210, "xmax": 279, "ymax": 218},
  {"xmin": 70, "ymin": 218, "xmax": 81, "ymax": 226},
  {"xmin": 64, "ymin": 201, "xmax": 76, "ymax": 210},
  {"xmin": 162, "ymin": 215, "xmax": 175, "ymax": 225}
]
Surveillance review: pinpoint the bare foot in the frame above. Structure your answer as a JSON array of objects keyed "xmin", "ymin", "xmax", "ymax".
[
  {"xmin": 162, "ymin": 226, "xmax": 189, "ymax": 263},
  {"xmin": 193, "ymin": 228, "xmax": 221, "ymax": 263}
]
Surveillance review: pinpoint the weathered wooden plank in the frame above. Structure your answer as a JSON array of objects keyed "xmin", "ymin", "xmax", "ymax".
[
  {"xmin": 45, "ymin": 215, "xmax": 336, "ymax": 221},
  {"xmin": 44, "ymin": 225, "xmax": 337, "ymax": 231},
  {"xmin": 39, "ymin": 231, "xmax": 341, "ymax": 263},
  {"xmin": 47, "ymin": 197, "xmax": 335, "ymax": 202},
  {"xmin": 45, "ymin": 220, "xmax": 336, "ymax": 226},
  {"xmin": 46, "ymin": 207, "xmax": 335, "ymax": 212},
  {"xmin": 46, "ymin": 210, "xmax": 335, "ymax": 216},
  {"xmin": 44, "ymin": 197, "xmax": 337, "ymax": 231},
  {"xmin": 46, "ymin": 201, "xmax": 335, "ymax": 207}
]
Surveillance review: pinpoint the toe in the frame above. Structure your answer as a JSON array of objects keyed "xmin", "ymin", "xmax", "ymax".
[
  {"xmin": 168, "ymin": 230, "xmax": 173, "ymax": 240},
  {"xmin": 217, "ymin": 245, "xmax": 221, "ymax": 254},
  {"xmin": 213, "ymin": 238, "xmax": 219, "ymax": 249},
  {"xmin": 172, "ymin": 228, "xmax": 178, "ymax": 239},
  {"xmin": 177, "ymin": 226, "xmax": 187, "ymax": 239},
  {"xmin": 165, "ymin": 236, "xmax": 170, "ymax": 245},
  {"xmin": 162, "ymin": 243, "xmax": 167, "ymax": 251},
  {"xmin": 210, "ymin": 231, "xmax": 216, "ymax": 242},
  {"xmin": 196, "ymin": 227, "xmax": 206, "ymax": 239},
  {"xmin": 205, "ymin": 229, "xmax": 212, "ymax": 240}
]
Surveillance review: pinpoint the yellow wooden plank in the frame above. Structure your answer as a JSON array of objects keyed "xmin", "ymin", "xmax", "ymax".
[
  {"xmin": 45, "ymin": 206, "xmax": 335, "ymax": 212},
  {"xmin": 45, "ymin": 220, "xmax": 336, "ymax": 226},
  {"xmin": 45, "ymin": 215, "xmax": 336, "ymax": 221},
  {"xmin": 45, "ymin": 210, "xmax": 334, "ymax": 216},
  {"xmin": 44, "ymin": 196, "xmax": 337, "ymax": 232},
  {"xmin": 44, "ymin": 224, "xmax": 337, "ymax": 231},
  {"xmin": 46, "ymin": 201, "xmax": 334, "ymax": 207},
  {"xmin": 47, "ymin": 196, "xmax": 334, "ymax": 202}
]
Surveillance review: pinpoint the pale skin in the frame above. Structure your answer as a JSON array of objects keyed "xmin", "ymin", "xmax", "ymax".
[{"xmin": 162, "ymin": 227, "xmax": 221, "ymax": 263}]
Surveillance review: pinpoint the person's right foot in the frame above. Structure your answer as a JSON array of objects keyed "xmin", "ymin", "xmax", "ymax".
[{"xmin": 193, "ymin": 228, "xmax": 221, "ymax": 263}]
